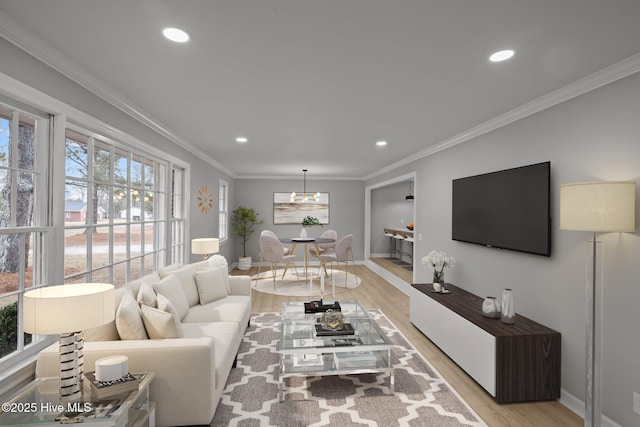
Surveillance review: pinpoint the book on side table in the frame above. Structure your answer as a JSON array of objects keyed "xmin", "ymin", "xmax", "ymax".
[{"xmin": 83, "ymin": 371, "xmax": 141, "ymax": 399}]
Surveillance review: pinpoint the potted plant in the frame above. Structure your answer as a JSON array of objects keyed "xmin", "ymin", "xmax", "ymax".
[
  {"xmin": 232, "ymin": 206, "xmax": 264, "ymax": 270},
  {"xmin": 300, "ymin": 215, "xmax": 322, "ymax": 238}
]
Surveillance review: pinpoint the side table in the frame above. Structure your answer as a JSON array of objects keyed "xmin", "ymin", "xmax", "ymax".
[{"xmin": 0, "ymin": 372, "xmax": 155, "ymax": 426}]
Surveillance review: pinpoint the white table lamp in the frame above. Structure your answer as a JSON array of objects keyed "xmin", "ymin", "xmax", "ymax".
[
  {"xmin": 23, "ymin": 283, "xmax": 115, "ymax": 401},
  {"xmin": 560, "ymin": 181, "xmax": 635, "ymax": 427},
  {"xmin": 192, "ymin": 237, "xmax": 219, "ymax": 260}
]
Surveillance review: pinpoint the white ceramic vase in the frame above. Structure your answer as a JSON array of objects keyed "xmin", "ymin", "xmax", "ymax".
[
  {"xmin": 500, "ymin": 288, "xmax": 515, "ymax": 324},
  {"xmin": 482, "ymin": 296, "xmax": 501, "ymax": 318}
]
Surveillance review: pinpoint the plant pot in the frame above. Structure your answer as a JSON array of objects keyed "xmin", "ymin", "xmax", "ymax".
[{"xmin": 238, "ymin": 256, "xmax": 252, "ymax": 270}]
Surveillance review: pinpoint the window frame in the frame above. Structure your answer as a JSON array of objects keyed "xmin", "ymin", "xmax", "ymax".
[
  {"xmin": 0, "ymin": 101, "xmax": 54, "ymax": 372},
  {"xmin": 218, "ymin": 179, "xmax": 229, "ymax": 242},
  {"xmin": 62, "ymin": 125, "xmax": 177, "ymax": 285}
]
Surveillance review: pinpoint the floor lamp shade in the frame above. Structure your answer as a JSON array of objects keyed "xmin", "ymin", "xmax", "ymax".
[
  {"xmin": 559, "ymin": 181, "xmax": 635, "ymax": 232},
  {"xmin": 23, "ymin": 283, "xmax": 115, "ymax": 401},
  {"xmin": 192, "ymin": 237, "xmax": 219, "ymax": 259}
]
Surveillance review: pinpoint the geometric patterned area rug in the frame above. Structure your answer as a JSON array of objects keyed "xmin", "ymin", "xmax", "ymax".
[
  {"xmin": 251, "ymin": 267, "xmax": 361, "ymax": 297},
  {"xmin": 212, "ymin": 310, "xmax": 487, "ymax": 427}
]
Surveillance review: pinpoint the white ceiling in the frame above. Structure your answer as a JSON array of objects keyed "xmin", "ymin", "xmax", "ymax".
[{"xmin": 1, "ymin": 0, "xmax": 640, "ymax": 179}]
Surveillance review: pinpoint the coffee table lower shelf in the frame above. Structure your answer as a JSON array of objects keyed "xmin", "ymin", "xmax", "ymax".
[{"xmin": 279, "ymin": 350, "xmax": 394, "ymax": 401}]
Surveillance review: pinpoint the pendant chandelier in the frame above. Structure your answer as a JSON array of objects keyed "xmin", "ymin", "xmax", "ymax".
[{"xmin": 290, "ymin": 169, "xmax": 320, "ymax": 203}]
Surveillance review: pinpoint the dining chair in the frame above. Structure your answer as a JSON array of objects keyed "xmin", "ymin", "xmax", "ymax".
[
  {"xmin": 308, "ymin": 229, "xmax": 338, "ymax": 266},
  {"xmin": 318, "ymin": 234, "xmax": 354, "ymax": 299},
  {"xmin": 256, "ymin": 230, "xmax": 290, "ymax": 278},
  {"xmin": 259, "ymin": 234, "xmax": 298, "ymax": 289}
]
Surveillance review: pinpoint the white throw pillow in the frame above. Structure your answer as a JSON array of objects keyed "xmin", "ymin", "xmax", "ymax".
[
  {"xmin": 115, "ymin": 290, "xmax": 148, "ymax": 340},
  {"xmin": 127, "ymin": 272, "xmax": 161, "ymax": 296},
  {"xmin": 140, "ymin": 305, "xmax": 183, "ymax": 339},
  {"xmin": 194, "ymin": 267, "xmax": 228, "ymax": 304},
  {"xmin": 153, "ymin": 274, "xmax": 190, "ymax": 320},
  {"xmin": 207, "ymin": 255, "xmax": 231, "ymax": 293},
  {"xmin": 161, "ymin": 265, "xmax": 199, "ymax": 308},
  {"xmin": 85, "ymin": 286, "xmax": 130, "ymax": 341},
  {"xmin": 156, "ymin": 293, "xmax": 181, "ymax": 321},
  {"xmin": 136, "ymin": 281, "xmax": 157, "ymax": 308}
]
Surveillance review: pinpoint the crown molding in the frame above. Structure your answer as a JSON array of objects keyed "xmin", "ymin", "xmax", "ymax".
[
  {"xmin": 364, "ymin": 52, "xmax": 640, "ymax": 181},
  {"xmin": 235, "ymin": 175, "xmax": 364, "ymax": 181},
  {"xmin": 0, "ymin": 10, "xmax": 235, "ymax": 178}
]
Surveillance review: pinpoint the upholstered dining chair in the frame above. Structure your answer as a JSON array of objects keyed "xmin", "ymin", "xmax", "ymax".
[
  {"xmin": 256, "ymin": 230, "xmax": 290, "ymax": 278},
  {"xmin": 318, "ymin": 234, "xmax": 354, "ymax": 298},
  {"xmin": 259, "ymin": 234, "xmax": 298, "ymax": 289},
  {"xmin": 308, "ymin": 229, "xmax": 338, "ymax": 258}
]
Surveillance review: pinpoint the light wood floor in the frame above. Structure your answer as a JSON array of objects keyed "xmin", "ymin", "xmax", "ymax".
[{"xmin": 232, "ymin": 263, "xmax": 582, "ymax": 427}]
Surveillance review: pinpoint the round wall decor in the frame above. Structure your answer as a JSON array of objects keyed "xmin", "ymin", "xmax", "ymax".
[{"xmin": 197, "ymin": 184, "xmax": 214, "ymax": 213}]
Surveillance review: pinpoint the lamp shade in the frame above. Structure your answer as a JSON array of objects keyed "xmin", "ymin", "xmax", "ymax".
[
  {"xmin": 191, "ymin": 237, "xmax": 219, "ymax": 255},
  {"xmin": 23, "ymin": 283, "xmax": 115, "ymax": 334},
  {"xmin": 559, "ymin": 181, "xmax": 636, "ymax": 232}
]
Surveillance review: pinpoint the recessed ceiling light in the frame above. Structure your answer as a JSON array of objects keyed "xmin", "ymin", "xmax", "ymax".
[
  {"xmin": 162, "ymin": 27, "xmax": 190, "ymax": 43},
  {"xmin": 376, "ymin": 140, "xmax": 388, "ymax": 147},
  {"xmin": 489, "ymin": 49, "xmax": 515, "ymax": 62},
  {"xmin": 235, "ymin": 136, "xmax": 248, "ymax": 143}
]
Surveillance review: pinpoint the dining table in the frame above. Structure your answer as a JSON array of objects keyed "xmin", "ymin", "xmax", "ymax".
[{"xmin": 278, "ymin": 237, "xmax": 336, "ymax": 279}]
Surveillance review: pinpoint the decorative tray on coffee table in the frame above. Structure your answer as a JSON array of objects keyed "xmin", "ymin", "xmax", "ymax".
[{"xmin": 304, "ymin": 301, "xmax": 342, "ymax": 313}]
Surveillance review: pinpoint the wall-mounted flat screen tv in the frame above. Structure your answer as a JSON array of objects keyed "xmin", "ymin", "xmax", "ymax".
[{"xmin": 452, "ymin": 161, "xmax": 551, "ymax": 257}]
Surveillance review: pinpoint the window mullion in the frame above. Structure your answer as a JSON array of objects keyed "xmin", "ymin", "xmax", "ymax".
[{"xmin": 9, "ymin": 110, "xmax": 18, "ymax": 228}]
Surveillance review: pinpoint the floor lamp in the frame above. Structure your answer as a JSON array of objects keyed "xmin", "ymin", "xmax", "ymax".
[{"xmin": 559, "ymin": 181, "xmax": 636, "ymax": 427}]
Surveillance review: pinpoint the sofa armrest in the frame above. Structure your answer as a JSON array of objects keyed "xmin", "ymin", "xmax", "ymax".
[
  {"xmin": 229, "ymin": 275, "xmax": 251, "ymax": 296},
  {"xmin": 36, "ymin": 338, "xmax": 216, "ymax": 427}
]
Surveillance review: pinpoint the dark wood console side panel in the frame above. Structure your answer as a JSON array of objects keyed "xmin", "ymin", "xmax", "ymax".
[{"xmin": 496, "ymin": 334, "xmax": 561, "ymax": 403}]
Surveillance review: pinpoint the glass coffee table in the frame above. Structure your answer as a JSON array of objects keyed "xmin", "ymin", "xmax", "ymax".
[{"xmin": 279, "ymin": 300, "xmax": 394, "ymax": 401}]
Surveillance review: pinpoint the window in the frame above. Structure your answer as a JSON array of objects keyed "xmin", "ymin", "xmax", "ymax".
[
  {"xmin": 171, "ymin": 166, "xmax": 186, "ymax": 263},
  {"xmin": 0, "ymin": 78, "xmax": 190, "ymax": 379},
  {"xmin": 0, "ymin": 103, "xmax": 49, "ymax": 366},
  {"xmin": 219, "ymin": 179, "xmax": 228, "ymax": 241},
  {"xmin": 63, "ymin": 127, "xmax": 171, "ymax": 286}
]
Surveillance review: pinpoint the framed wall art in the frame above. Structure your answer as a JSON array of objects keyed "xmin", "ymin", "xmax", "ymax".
[{"xmin": 273, "ymin": 192, "xmax": 329, "ymax": 224}]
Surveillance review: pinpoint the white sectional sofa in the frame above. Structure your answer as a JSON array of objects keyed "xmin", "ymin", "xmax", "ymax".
[{"xmin": 35, "ymin": 256, "xmax": 251, "ymax": 427}]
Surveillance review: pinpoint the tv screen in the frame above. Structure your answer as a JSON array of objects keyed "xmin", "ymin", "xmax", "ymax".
[{"xmin": 452, "ymin": 161, "xmax": 551, "ymax": 257}]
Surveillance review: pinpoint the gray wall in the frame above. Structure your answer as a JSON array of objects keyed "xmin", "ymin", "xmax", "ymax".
[
  {"xmin": 370, "ymin": 181, "xmax": 414, "ymax": 256},
  {"xmin": 233, "ymin": 178, "xmax": 365, "ymax": 263},
  {"xmin": 0, "ymin": 37, "xmax": 236, "ymax": 263},
  {"xmin": 366, "ymin": 70, "xmax": 640, "ymax": 426}
]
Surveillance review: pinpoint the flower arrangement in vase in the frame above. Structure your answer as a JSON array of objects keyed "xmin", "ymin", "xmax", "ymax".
[
  {"xmin": 301, "ymin": 216, "xmax": 322, "ymax": 227},
  {"xmin": 421, "ymin": 250, "xmax": 455, "ymax": 291}
]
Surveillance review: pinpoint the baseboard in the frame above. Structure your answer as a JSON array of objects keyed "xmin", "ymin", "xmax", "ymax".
[
  {"xmin": 369, "ymin": 253, "xmax": 389, "ymax": 258},
  {"xmin": 560, "ymin": 389, "xmax": 621, "ymax": 427},
  {"xmin": 364, "ymin": 259, "xmax": 413, "ymax": 296}
]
